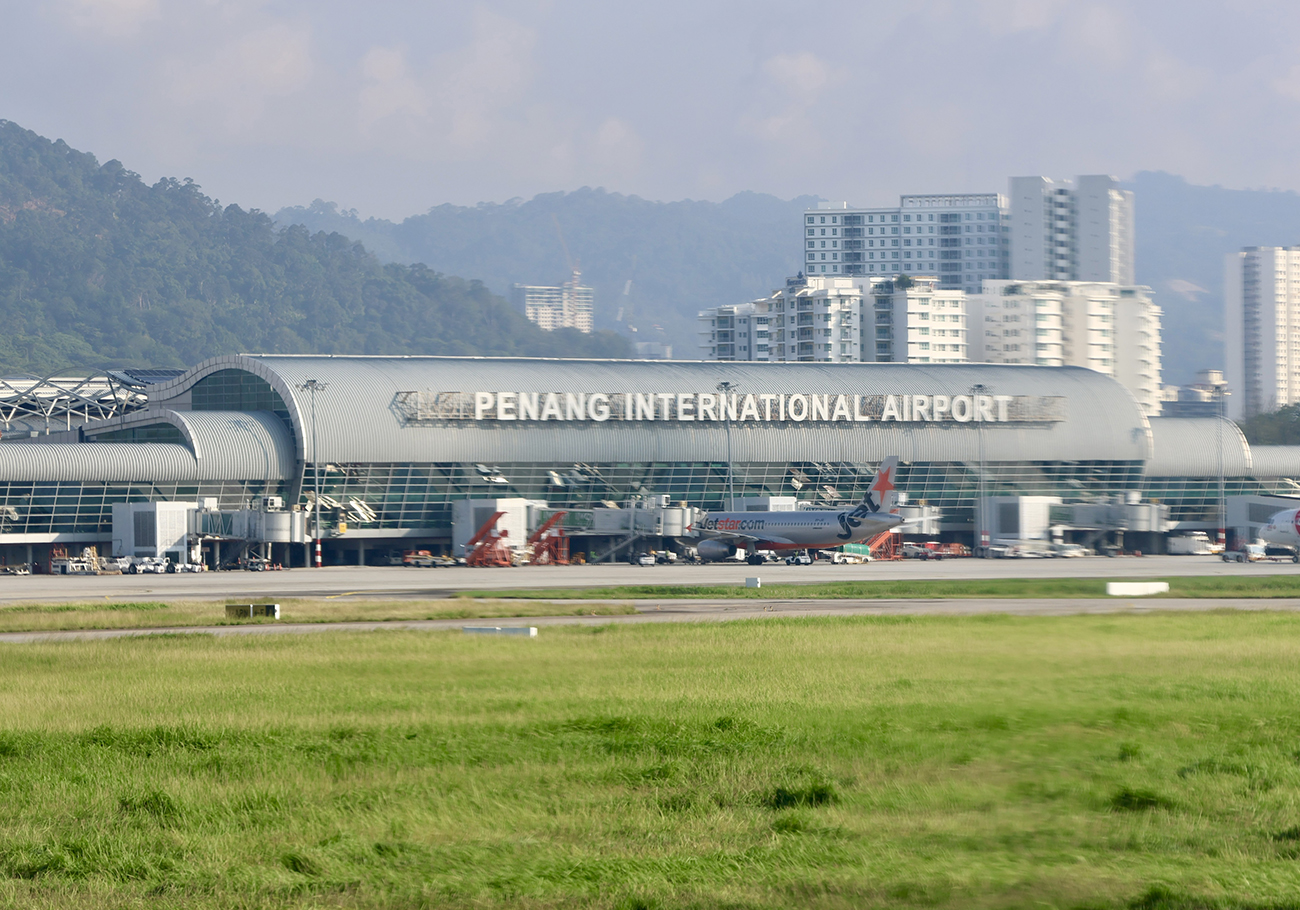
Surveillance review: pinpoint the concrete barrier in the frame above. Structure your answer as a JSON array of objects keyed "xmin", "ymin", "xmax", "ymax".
[
  {"xmin": 1105, "ymin": 582, "xmax": 1169, "ymax": 597},
  {"xmin": 225, "ymin": 603, "xmax": 280, "ymax": 619},
  {"xmin": 463, "ymin": 626, "xmax": 538, "ymax": 637}
]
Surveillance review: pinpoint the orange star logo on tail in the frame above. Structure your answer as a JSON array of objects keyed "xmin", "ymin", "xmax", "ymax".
[{"xmin": 870, "ymin": 465, "xmax": 897, "ymax": 512}]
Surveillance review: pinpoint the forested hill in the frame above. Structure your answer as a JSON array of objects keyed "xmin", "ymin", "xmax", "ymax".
[
  {"xmin": 279, "ymin": 174, "xmax": 1300, "ymax": 386},
  {"xmin": 1127, "ymin": 171, "xmax": 1300, "ymax": 385},
  {"xmin": 0, "ymin": 120, "xmax": 629, "ymax": 373},
  {"xmin": 276, "ymin": 189, "xmax": 821, "ymax": 358}
]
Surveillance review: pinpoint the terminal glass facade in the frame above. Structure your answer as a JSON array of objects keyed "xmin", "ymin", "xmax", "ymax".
[
  {"xmin": 90, "ymin": 424, "xmax": 185, "ymax": 444},
  {"xmin": 4, "ymin": 461, "xmax": 1294, "ymax": 539},
  {"xmin": 0, "ymin": 479, "xmax": 282, "ymax": 536},
  {"xmin": 299, "ymin": 459, "xmax": 1151, "ymax": 534},
  {"xmin": 191, "ymin": 370, "xmax": 293, "ymax": 433},
  {"xmin": 1141, "ymin": 476, "xmax": 1300, "ymax": 524}
]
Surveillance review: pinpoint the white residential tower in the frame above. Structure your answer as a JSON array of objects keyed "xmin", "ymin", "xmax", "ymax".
[
  {"xmin": 1225, "ymin": 247, "xmax": 1300, "ymax": 419},
  {"xmin": 1009, "ymin": 176, "xmax": 1135, "ymax": 285}
]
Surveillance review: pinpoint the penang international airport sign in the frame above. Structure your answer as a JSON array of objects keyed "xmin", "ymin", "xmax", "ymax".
[{"xmin": 393, "ymin": 390, "xmax": 1065, "ymax": 425}]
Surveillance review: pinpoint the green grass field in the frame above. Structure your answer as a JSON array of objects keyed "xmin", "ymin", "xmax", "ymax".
[
  {"xmin": 476, "ymin": 573, "xmax": 1300, "ymax": 601},
  {"xmin": 0, "ymin": 598, "xmax": 637, "ymax": 634},
  {"xmin": 4, "ymin": 576, "xmax": 1300, "ymax": 638},
  {"xmin": 3, "ymin": 613, "xmax": 1300, "ymax": 908}
]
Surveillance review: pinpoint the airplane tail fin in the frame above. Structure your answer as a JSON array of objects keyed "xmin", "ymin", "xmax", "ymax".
[{"xmin": 862, "ymin": 456, "xmax": 900, "ymax": 514}]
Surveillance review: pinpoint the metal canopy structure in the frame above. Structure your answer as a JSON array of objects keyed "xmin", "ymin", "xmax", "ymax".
[{"xmin": 0, "ymin": 370, "xmax": 180, "ymax": 433}]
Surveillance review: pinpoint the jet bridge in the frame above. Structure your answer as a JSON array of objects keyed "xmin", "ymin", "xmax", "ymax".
[{"xmin": 113, "ymin": 498, "xmax": 310, "ymax": 568}]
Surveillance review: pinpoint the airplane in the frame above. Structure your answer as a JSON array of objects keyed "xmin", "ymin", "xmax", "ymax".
[
  {"xmin": 690, "ymin": 456, "xmax": 903, "ymax": 565},
  {"xmin": 1257, "ymin": 507, "xmax": 1300, "ymax": 560}
]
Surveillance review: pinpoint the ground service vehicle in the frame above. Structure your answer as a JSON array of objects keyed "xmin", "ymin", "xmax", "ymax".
[
  {"xmin": 1168, "ymin": 532, "xmax": 1214, "ymax": 555},
  {"xmin": 1220, "ymin": 543, "xmax": 1297, "ymax": 563},
  {"xmin": 126, "ymin": 556, "xmax": 170, "ymax": 575},
  {"xmin": 902, "ymin": 542, "xmax": 943, "ymax": 560}
]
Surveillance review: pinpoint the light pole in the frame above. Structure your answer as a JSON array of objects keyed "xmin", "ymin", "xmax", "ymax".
[
  {"xmin": 298, "ymin": 379, "xmax": 328, "ymax": 567},
  {"xmin": 971, "ymin": 383, "xmax": 989, "ymax": 556},
  {"xmin": 1216, "ymin": 386, "xmax": 1227, "ymax": 548},
  {"xmin": 716, "ymin": 380, "xmax": 739, "ymax": 510}
]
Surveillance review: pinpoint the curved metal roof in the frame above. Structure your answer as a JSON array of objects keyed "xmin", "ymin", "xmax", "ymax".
[
  {"xmin": 147, "ymin": 356, "xmax": 1154, "ymax": 466},
  {"xmin": 1248, "ymin": 446, "xmax": 1300, "ymax": 480},
  {"xmin": 1145, "ymin": 418, "xmax": 1253, "ymax": 477},
  {"xmin": 0, "ymin": 410, "xmax": 294, "ymax": 483}
]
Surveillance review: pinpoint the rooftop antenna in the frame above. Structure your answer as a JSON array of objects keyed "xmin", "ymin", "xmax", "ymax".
[
  {"xmin": 552, "ymin": 215, "xmax": 579, "ymax": 282},
  {"xmin": 617, "ymin": 254, "xmax": 638, "ymax": 327}
]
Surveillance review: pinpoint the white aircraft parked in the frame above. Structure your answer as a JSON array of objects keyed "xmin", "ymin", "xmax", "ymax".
[
  {"xmin": 690, "ymin": 456, "xmax": 903, "ymax": 564},
  {"xmin": 1258, "ymin": 507, "xmax": 1300, "ymax": 558}
]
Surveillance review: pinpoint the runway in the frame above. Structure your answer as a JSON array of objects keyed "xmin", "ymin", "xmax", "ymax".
[
  {"xmin": 2, "ymin": 596, "xmax": 1299, "ymax": 644},
  {"xmin": 0, "ymin": 555, "xmax": 1294, "ymax": 605}
]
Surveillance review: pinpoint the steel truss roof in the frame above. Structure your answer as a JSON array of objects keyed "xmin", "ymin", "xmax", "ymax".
[{"xmin": 0, "ymin": 373, "xmax": 170, "ymax": 432}]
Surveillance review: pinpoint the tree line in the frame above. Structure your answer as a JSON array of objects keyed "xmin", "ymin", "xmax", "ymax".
[{"xmin": 0, "ymin": 119, "xmax": 629, "ymax": 375}]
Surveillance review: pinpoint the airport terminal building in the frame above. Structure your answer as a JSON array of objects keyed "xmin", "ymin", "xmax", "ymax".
[{"xmin": 0, "ymin": 355, "xmax": 1296, "ymax": 567}]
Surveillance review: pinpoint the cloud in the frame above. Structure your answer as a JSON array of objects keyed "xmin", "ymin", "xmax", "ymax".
[
  {"xmin": 762, "ymin": 52, "xmax": 832, "ymax": 97},
  {"xmin": 1142, "ymin": 49, "xmax": 1211, "ymax": 103},
  {"xmin": 65, "ymin": 0, "xmax": 159, "ymax": 36},
  {"xmin": 165, "ymin": 21, "xmax": 314, "ymax": 132},
  {"xmin": 977, "ymin": 0, "xmax": 1068, "ymax": 34},
  {"xmin": 18, "ymin": 0, "xmax": 1300, "ymax": 219},
  {"xmin": 593, "ymin": 118, "xmax": 644, "ymax": 177},
  {"xmin": 1063, "ymin": 2, "xmax": 1133, "ymax": 67},
  {"xmin": 353, "ymin": 10, "xmax": 539, "ymax": 155},
  {"xmin": 1274, "ymin": 61, "xmax": 1300, "ymax": 102},
  {"xmin": 429, "ymin": 10, "xmax": 538, "ymax": 151},
  {"xmin": 745, "ymin": 51, "xmax": 841, "ymax": 150},
  {"xmin": 358, "ymin": 46, "xmax": 427, "ymax": 129}
]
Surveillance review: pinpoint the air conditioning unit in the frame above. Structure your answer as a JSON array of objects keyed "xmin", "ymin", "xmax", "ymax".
[{"xmin": 262, "ymin": 496, "xmax": 284, "ymax": 512}]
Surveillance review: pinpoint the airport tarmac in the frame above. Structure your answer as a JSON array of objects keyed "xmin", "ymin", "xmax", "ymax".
[
  {"xmin": 2, "ymin": 595, "xmax": 1299, "ymax": 644},
  {"xmin": 0, "ymin": 554, "xmax": 1295, "ymax": 604}
]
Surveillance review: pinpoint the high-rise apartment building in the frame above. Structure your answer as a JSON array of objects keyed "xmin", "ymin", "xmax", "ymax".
[
  {"xmin": 868, "ymin": 277, "xmax": 967, "ymax": 363},
  {"xmin": 699, "ymin": 275, "xmax": 965, "ymax": 364},
  {"xmin": 698, "ymin": 301, "xmax": 773, "ymax": 363},
  {"xmin": 1009, "ymin": 176, "xmax": 1134, "ymax": 284},
  {"xmin": 969, "ymin": 280, "xmax": 1162, "ymax": 414},
  {"xmin": 1224, "ymin": 247, "xmax": 1300, "ymax": 419},
  {"xmin": 804, "ymin": 177, "xmax": 1132, "ymax": 294},
  {"xmin": 966, "ymin": 282, "xmax": 1066, "ymax": 367},
  {"xmin": 803, "ymin": 194, "xmax": 1008, "ymax": 293},
  {"xmin": 512, "ymin": 269, "xmax": 594, "ymax": 333},
  {"xmin": 698, "ymin": 277, "xmax": 864, "ymax": 363}
]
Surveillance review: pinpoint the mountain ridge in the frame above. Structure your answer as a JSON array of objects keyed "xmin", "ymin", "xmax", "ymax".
[
  {"xmin": 0, "ymin": 119, "xmax": 630, "ymax": 374},
  {"xmin": 276, "ymin": 188, "xmax": 822, "ymax": 359},
  {"xmin": 280, "ymin": 172, "xmax": 1300, "ymax": 386}
]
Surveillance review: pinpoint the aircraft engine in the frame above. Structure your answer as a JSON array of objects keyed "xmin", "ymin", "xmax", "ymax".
[{"xmin": 696, "ymin": 539, "xmax": 737, "ymax": 562}]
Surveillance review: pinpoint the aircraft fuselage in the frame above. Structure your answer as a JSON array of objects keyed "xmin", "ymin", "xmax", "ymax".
[
  {"xmin": 694, "ymin": 504, "xmax": 902, "ymax": 550},
  {"xmin": 1260, "ymin": 509, "xmax": 1300, "ymax": 548}
]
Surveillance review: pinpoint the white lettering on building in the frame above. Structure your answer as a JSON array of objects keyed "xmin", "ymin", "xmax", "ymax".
[{"xmin": 398, "ymin": 390, "xmax": 1063, "ymax": 425}]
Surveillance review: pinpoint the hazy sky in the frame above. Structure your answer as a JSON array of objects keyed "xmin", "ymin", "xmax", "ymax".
[{"xmin": 3, "ymin": 0, "xmax": 1299, "ymax": 220}]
